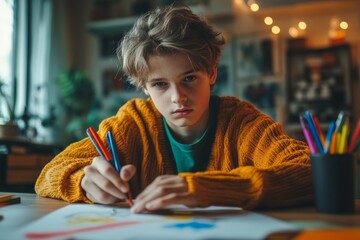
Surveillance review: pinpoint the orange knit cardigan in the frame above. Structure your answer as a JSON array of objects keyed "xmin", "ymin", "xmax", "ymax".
[{"xmin": 35, "ymin": 96, "xmax": 312, "ymax": 209}]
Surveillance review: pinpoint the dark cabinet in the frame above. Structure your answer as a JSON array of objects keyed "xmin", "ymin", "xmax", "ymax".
[{"xmin": 0, "ymin": 138, "xmax": 62, "ymax": 193}]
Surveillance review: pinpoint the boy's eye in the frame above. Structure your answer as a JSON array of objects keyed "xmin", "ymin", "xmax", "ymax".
[
  {"xmin": 152, "ymin": 82, "xmax": 168, "ymax": 88},
  {"xmin": 184, "ymin": 75, "xmax": 196, "ymax": 82}
]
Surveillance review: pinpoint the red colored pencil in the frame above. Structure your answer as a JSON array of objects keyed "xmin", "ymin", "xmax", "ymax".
[
  {"xmin": 348, "ymin": 120, "xmax": 360, "ymax": 153},
  {"xmin": 313, "ymin": 116, "xmax": 325, "ymax": 146},
  {"xmin": 87, "ymin": 127, "xmax": 113, "ymax": 161}
]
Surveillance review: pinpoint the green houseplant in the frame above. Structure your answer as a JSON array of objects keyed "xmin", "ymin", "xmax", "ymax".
[{"xmin": 58, "ymin": 68, "xmax": 101, "ymax": 144}]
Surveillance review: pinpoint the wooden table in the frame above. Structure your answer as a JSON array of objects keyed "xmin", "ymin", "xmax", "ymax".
[
  {"xmin": 262, "ymin": 201, "xmax": 360, "ymax": 228},
  {"xmin": 1, "ymin": 193, "xmax": 360, "ymax": 239},
  {"xmin": 0, "ymin": 193, "xmax": 69, "ymax": 233}
]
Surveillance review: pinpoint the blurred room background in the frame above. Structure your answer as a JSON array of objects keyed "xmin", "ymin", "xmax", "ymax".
[
  {"xmin": 0, "ymin": 0, "xmax": 359, "ymax": 192},
  {"xmin": 0, "ymin": 0, "xmax": 360, "ymax": 144}
]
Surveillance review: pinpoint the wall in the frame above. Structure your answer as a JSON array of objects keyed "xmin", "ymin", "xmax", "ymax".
[
  {"xmin": 58, "ymin": 0, "xmax": 360, "ymax": 125},
  {"xmin": 216, "ymin": 1, "xmax": 360, "ymax": 124}
]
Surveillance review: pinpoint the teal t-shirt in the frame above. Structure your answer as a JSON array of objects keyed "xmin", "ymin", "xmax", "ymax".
[{"xmin": 163, "ymin": 96, "xmax": 219, "ymax": 173}]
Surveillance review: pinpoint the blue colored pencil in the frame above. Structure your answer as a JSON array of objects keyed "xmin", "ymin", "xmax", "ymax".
[
  {"xmin": 106, "ymin": 131, "xmax": 121, "ymax": 172},
  {"xmin": 105, "ymin": 130, "xmax": 134, "ymax": 207},
  {"xmin": 324, "ymin": 121, "xmax": 335, "ymax": 153}
]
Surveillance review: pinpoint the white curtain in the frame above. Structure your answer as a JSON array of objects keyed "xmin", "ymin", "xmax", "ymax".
[
  {"xmin": 16, "ymin": 0, "xmax": 62, "ymax": 142},
  {"xmin": 29, "ymin": 0, "xmax": 53, "ymax": 140},
  {"xmin": 16, "ymin": 0, "xmax": 61, "ymax": 142}
]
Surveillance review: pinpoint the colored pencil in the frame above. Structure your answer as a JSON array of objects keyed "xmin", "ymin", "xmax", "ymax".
[
  {"xmin": 86, "ymin": 130, "xmax": 107, "ymax": 160},
  {"xmin": 338, "ymin": 124, "xmax": 348, "ymax": 154},
  {"xmin": 304, "ymin": 111, "xmax": 324, "ymax": 153},
  {"xmin": 106, "ymin": 131, "xmax": 134, "ymax": 207},
  {"xmin": 324, "ymin": 121, "xmax": 335, "ymax": 153},
  {"xmin": 348, "ymin": 120, "xmax": 360, "ymax": 153},
  {"xmin": 106, "ymin": 131, "xmax": 121, "ymax": 172},
  {"xmin": 0, "ymin": 194, "xmax": 13, "ymax": 203},
  {"xmin": 87, "ymin": 127, "xmax": 112, "ymax": 161},
  {"xmin": 313, "ymin": 116, "xmax": 325, "ymax": 146},
  {"xmin": 330, "ymin": 131, "xmax": 337, "ymax": 154},
  {"xmin": 354, "ymin": 138, "xmax": 360, "ymax": 152},
  {"xmin": 334, "ymin": 111, "xmax": 345, "ymax": 133},
  {"xmin": 336, "ymin": 131, "xmax": 342, "ymax": 154},
  {"xmin": 300, "ymin": 115, "xmax": 317, "ymax": 154},
  {"xmin": 0, "ymin": 195, "xmax": 21, "ymax": 207}
]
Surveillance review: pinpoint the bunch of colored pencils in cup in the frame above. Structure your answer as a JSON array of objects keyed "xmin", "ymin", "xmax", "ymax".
[{"xmin": 300, "ymin": 111, "xmax": 360, "ymax": 154}]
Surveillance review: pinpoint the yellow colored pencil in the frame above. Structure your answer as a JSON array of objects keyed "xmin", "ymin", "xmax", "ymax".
[
  {"xmin": 338, "ymin": 125, "xmax": 348, "ymax": 154},
  {"xmin": 336, "ymin": 131, "xmax": 342, "ymax": 154},
  {"xmin": 0, "ymin": 194, "xmax": 13, "ymax": 203}
]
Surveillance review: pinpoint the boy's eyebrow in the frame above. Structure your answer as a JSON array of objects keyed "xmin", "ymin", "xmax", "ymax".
[
  {"xmin": 147, "ymin": 77, "xmax": 165, "ymax": 83},
  {"xmin": 148, "ymin": 70, "xmax": 198, "ymax": 82},
  {"xmin": 181, "ymin": 69, "xmax": 197, "ymax": 75}
]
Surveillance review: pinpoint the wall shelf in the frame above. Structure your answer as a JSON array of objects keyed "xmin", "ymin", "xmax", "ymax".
[
  {"xmin": 87, "ymin": 16, "xmax": 138, "ymax": 36},
  {"xmin": 285, "ymin": 44, "xmax": 353, "ymax": 125},
  {"xmin": 87, "ymin": 16, "xmax": 138, "ymax": 57}
]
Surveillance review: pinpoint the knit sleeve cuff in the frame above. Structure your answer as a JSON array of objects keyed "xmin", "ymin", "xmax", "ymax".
[
  {"xmin": 179, "ymin": 167, "xmax": 263, "ymax": 209},
  {"xmin": 60, "ymin": 167, "xmax": 92, "ymax": 204}
]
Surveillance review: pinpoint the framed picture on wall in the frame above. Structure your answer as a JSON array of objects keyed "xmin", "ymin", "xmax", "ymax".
[
  {"xmin": 233, "ymin": 34, "xmax": 281, "ymax": 121},
  {"xmin": 235, "ymin": 34, "xmax": 280, "ymax": 81}
]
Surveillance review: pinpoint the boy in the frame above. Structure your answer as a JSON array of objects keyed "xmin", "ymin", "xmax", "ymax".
[{"xmin": 35, "ymin": 5, "xmax": 312, "ymax": 213}]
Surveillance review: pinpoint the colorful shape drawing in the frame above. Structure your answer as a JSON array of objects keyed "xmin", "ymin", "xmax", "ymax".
[{"xmin": 164, "ymin": 221, "xmax": 215, "ymax": 230}]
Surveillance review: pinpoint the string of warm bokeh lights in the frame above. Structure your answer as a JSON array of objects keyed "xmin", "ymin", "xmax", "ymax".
[{"xmin": 238, "ymin": 0, "xmax": 349, "ymax": 38}]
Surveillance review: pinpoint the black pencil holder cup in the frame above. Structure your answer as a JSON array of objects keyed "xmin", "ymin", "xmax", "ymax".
[{"xmin": 310, "ymin": 154, "xmax": 355, "ymax": 214}]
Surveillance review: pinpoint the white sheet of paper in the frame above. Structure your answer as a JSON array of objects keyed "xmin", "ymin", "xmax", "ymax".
[{"xmin": 12, "ymin": 204, "xmax": 299, "ymax": 240}]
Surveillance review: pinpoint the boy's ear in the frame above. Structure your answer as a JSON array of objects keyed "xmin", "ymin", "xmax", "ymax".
[{"xmin": 210, "ymin": 68, "xmax": 217, "ymax": 85}]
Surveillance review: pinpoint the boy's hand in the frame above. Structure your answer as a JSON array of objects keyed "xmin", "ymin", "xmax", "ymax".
[
  {"xmin": 81, "ymin": 156, "xmax": 136, "ymax": 204},
  {"xmin": 131, "ymin": 175, "xmax": 197, "ymax": 213}
]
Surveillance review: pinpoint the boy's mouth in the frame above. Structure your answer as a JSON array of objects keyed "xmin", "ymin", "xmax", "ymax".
[{"xmin": 173, "ymin": 108, "xmax": 192, "ymax": 115}]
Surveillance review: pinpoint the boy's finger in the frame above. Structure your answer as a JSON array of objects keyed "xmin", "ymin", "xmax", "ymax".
[
  {"xmin": 132, "ymin": 182, "xmax": 187, "ymax": 213},
  {"xmin": 145, "ymin": 192, "xmax": 195, "ymax": 211},
  {"xmin": 121, "ymin": 164, "xmax": 136, "ymax": 181},
  {"xmin": 83, "ymin": 179, "xmax": 119, "ymax": 204},
  {"xmin": 92, "ymin": 157, "xmax": 128, "ymax": 191},
  {"xmin": 84, "ymin": 167, "xmax": 125, "ymax": 200}
]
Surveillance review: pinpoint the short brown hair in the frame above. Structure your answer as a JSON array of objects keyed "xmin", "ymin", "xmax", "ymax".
[{"xmin": 117, "ymin": 5, "xmax": 225, "ymax": 89}]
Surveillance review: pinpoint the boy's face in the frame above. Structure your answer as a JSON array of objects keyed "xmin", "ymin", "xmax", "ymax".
[{"xmin": 144, "ymin": 53, "xmax": 216, "ymax": 140}]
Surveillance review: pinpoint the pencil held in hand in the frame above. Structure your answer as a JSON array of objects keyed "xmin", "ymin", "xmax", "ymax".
[
  {"xmin": 86, "ymin": 127, "xmax": 112, "ymax": 161},
  {"xmin": 86, "ymin": 127, "xmax": 134, "ymax": 207},
  {"xmin": 106, "ymin": 130, "xmax": 134, "ymax": 207}
]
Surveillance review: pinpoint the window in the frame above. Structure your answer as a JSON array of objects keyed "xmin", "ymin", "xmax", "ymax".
[
  {"xmin": 0, "ymin": 0, "xmax": 15, "ymax": 92},
  {"xmin": 0, "ymin": 0, "xmax": 15, "ymax": 123}
]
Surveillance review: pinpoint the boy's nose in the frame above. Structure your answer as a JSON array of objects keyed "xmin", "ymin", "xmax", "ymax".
[{"xmin": 171, "ymin": 86, "xmax": 187, "ymax": 104}]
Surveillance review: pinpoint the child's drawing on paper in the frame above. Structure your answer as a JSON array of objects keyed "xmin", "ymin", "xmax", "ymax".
[
  {"xmin": 65, "ymin": 208, "xmax": 128, "ymax": 225},
  {"xmin": 14, "ymin": 204, "xmax": 297, "ymax": 240}
]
